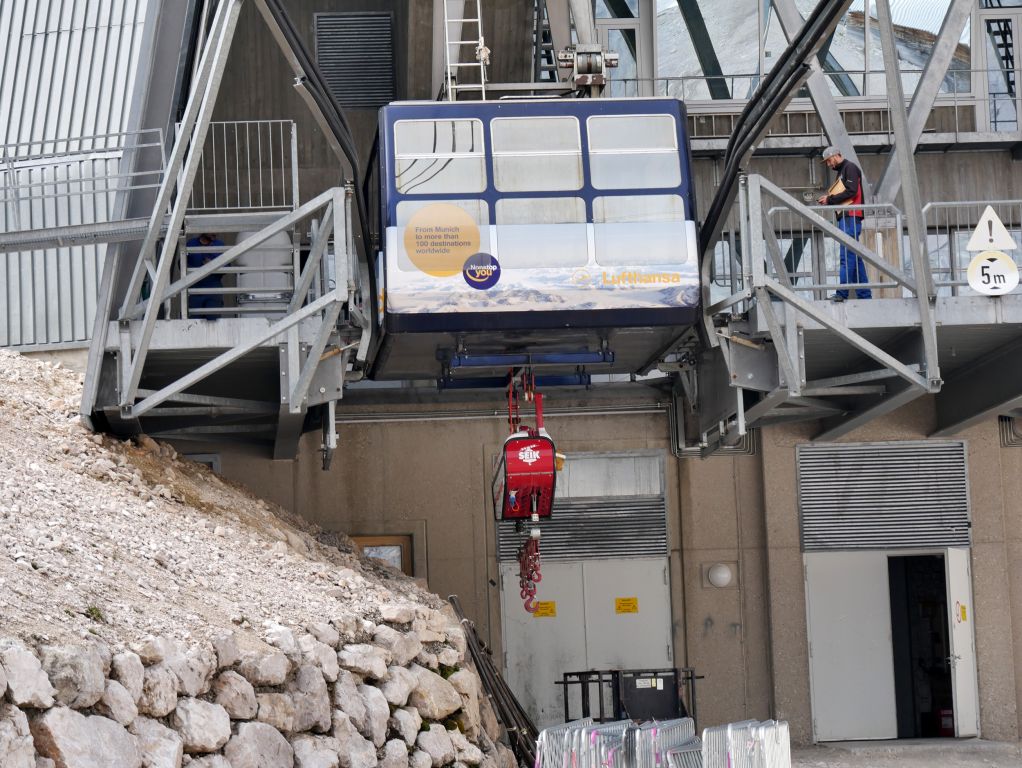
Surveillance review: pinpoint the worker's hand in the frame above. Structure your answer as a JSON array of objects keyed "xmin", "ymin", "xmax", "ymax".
[{"xmin": 816, "ymin": 194, "xmax": 828, "ymax": 205}]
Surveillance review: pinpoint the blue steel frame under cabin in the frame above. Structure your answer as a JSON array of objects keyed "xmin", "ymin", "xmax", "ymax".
[{"xmin": 372, "ymin": 98, "xmax": 699, "ymax": 382}]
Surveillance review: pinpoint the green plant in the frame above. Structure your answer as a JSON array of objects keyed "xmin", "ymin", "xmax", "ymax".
[{"xmin": 84, "ymin": 605, "xmax": 105, "ymax": 623}]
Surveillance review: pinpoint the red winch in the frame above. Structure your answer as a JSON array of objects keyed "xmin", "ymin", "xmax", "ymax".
[{"xmin": 492, "ymin": 372, "xmax": 562, "ymax": 613}]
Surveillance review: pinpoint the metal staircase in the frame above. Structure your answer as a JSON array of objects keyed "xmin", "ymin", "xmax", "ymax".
[
  {"xmin": 443, "ymin": 0, "xmax": 489, "ymax": 100},
  {"xmin": 533, "ymin": 0, "xmax": 558, "ymax": 83}
]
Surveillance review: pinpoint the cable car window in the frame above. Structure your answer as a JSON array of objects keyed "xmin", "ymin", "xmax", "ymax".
[
  {"xmin": 394, "ymin": 199, "xmax": 490, "ymax": 273},
  {"xmin": 393, "ymin": 119, "xmax": 486, "ymax": 195},
  {"xmin": 491, "ymin": 117, "xmax": 583, "ymax": 192},
  {"xmin": 587, "ymin": 115, "xmax": 681, "ymax": 190},
  {"xmin": 593, "ymin": 195, "xmax": 687, "ymax": 265},
  {"xmin": 495, "ymin": 197, "xmax": 588, "ymax": 268}
]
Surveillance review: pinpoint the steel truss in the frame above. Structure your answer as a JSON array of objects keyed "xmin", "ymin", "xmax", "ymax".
[{"xmin": 86, "ymin": 0, "xmax": 371, "ymax": 460}]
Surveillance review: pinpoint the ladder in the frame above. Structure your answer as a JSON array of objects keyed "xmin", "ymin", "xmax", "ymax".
[
  {"xmin": 533, "ymin": 0, "xmax": 557, "ymax": 83},
  {"xmin": 444, "ymin": 0, "xmax": 489, "ymax": 101}
]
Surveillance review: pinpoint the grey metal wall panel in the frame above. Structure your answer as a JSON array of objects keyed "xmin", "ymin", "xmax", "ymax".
[
  {"xmin": 798, "ymin": 441, "xmax": 971, "ymax": 551},
  {"xmin": 497, "ymin": 497, "xmax": 668, "ymax": 562},
  {"xmin": 0, "ymin": 0, "xmax": 150, "ymax": 348}
]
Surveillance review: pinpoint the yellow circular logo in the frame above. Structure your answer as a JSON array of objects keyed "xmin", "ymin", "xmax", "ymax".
[{"xmin": 403, "ymin": 204, "xmax": 481, "ymax": 277}]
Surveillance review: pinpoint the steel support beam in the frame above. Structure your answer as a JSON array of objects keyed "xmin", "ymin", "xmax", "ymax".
[
  {"xmin": 567, "ymin": 0, "xmax": 596, "ymax": 45},
  {"xmin": 815, "ymin": 378, "xmax": 923, "ymax": 441},
  {"xmin": 675, "ymin": 0, "xmax": 730, "ymax": 100},
  {"xmin": 874, "ymin": 0, "xmax": 973, "ymax": 204},
  {"xmin": 772, "ymin": 0, "xmax": 863, "ymax": 173},
  {"xmin": 118, "ymin": 0, "xmax": 244, "ymax": 410},
  {"xmin": 875, "ymin": 0, "xmax": 941, "ymax": 390},
  {"xmin": 933, "ymin": 337, "xmax": 1022, "ymax": 436}
]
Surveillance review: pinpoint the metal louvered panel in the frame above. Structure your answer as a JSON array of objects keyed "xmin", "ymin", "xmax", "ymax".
[
  {"xmin": 315, "ymin": 13, "xmax": 395, "ymax": 109},
  {"xmin": 497, "ymin": 496, "xmax": 667, "ymax": 562},
  {"xmin": 798, "ymin": 441, "xmax": 970, "ymax": 552}
]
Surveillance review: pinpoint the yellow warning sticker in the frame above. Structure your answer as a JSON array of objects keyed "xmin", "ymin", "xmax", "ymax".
[
  {"xmin": 533, "ymin": 601, "xmax": 557, "ymax": 618},
  {"xmin": 960, "ymin": 604, "xmax": 968, "ymax": 622},
  {"xmin": 615, "ymin": 597, "xmax": 639, "ymax": 614}
]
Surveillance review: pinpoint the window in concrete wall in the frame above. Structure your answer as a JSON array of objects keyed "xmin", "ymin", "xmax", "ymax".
[
  {"xmin": 315, "ymin": 12, "xmax": 395, "ymax": 109},
  {"xmin": 352, "ymin": 534, "xmax": 414, "ymax": 576}
]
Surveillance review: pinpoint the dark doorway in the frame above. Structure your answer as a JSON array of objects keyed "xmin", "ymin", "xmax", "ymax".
[{"xmin": 888, "ymin": 555, "xmax": 954, "ymax": 738}]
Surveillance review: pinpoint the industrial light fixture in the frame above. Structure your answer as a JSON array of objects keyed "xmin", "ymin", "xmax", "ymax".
[{"xmin": 707, "ymin": 563, "xmax": 734, "ymax": 588}]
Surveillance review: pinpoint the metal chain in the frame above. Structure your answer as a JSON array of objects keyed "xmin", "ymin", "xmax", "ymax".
[{"xmin": 518, "ymin": 537, "xmax": 542, "ymax": 613}]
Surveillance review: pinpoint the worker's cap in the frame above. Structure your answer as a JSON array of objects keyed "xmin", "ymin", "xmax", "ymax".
[{"xmin": 820, "ymin": 146, "xmax": 841, "ymax": 162}]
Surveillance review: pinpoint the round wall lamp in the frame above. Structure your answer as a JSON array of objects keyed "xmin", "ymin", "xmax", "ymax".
[{"xmin": 707, "ymin": 562, "xmax": 734, "ymax": 588}]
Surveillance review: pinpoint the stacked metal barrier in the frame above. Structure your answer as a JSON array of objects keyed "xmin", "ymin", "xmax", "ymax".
[{"xmin": 538, "ymin": 719, "xmax": 790, "ymax": 768}]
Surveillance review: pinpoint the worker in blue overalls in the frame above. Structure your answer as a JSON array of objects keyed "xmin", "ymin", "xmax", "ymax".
[
  {"xmin": 818, "ymin": 146, "xmax": 872, "ymax": 301},
  {"xmin": 186, "ymin": 232, "xmax": 225, "ymax": 319}
]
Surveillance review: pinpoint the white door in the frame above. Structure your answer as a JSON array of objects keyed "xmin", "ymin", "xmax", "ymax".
[
  {"xmin": 945, "ymin": 547, "xmax": 980, "ymax": 737},
  {"xmin": 500, "ymin": 561, "xmax": 585, "ymax": 728},
  {"xmin": 805, "ymin": 551, "xmax": 897, "ymax": 741},
  {"xmin": 501, "ymin": 557, "xmax": 673, "ymax": 729}
]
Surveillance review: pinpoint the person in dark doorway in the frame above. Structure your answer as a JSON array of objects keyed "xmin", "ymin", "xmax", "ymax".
[
  {"xmin": 817, "ymin": 146, "xmax": 872, "ymax": 301},
  {"xmin": 186, "ymin": 232, "xmax": 225, "ymax": 320}
]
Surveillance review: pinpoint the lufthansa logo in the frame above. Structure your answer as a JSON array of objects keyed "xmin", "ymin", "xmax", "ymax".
[
  {"xmin": 463, "ymin": 253, "xmax": 501, "ymax": 290},
  {"xmin": 571, "ymin": 269, "xmax": 593, "ymax": 286}
]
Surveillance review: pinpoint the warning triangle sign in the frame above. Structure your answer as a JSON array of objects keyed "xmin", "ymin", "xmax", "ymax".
[{"xmin": 966, "ymin": 205, "xmax": 1018, "ymax": 252}]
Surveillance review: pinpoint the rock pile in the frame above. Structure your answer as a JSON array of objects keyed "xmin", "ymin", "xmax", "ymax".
[{"xmin": 0, "ymin": 350, "xmax": 514, "ymax": 767}]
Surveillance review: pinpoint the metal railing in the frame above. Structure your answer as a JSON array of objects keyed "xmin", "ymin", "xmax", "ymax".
[
  {"xmin": 185, "ymin": 120, "xmax": 298, "ymax": 212},
  {"xmin": 0, "ymin": 129, "xmax": 165, "ymax": 234},
  {"xmin": 613, "ymin": 67, "xmax": 1020, "ymax": 139},
  {"xmin": 707, "ymin": 192, "xmax": 1022, "ymax": 301}
]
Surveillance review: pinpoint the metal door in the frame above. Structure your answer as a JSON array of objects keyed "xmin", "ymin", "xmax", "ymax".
[
  {"xmin": 500, "ymin": 556, "xmax": 672, "ymax": 728},
  {"xmin": 804, "ymin": 551, "xmax": 898, "ymax": 741},
  {"xmin": 500, "ymin": 560, "xmax": 586, "ymax": 728},
  {"xmin": 582, "ymin": 558, "xmax": 672, "ymax": 669},
  {"xmin": 945, "ymin": 547, "xmax": 980, "ymax": 737}
]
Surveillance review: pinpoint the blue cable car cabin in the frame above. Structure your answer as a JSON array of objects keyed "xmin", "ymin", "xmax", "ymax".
[{"xmin": 372, "ymin": 98, "xmax": 699, "ymax": 382}]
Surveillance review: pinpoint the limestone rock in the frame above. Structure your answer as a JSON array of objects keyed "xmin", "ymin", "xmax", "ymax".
[
  {"xmin": 238, "ymin": 647, "xmax": 290, "ymax": 686},
  {"xmin": 380, "ymin": 665, "xmax": 417, "ymax": 707},
  {"xmin": 95, "ymin": 680, "xmax": 139, "ymax": 727},
  {"xmin": 138, "ymin": 662, "xmax": 179, "ymax": 717},
  {"xmin": 415, "ymin": 724, "xmax": 455, "ymax": 767},
  {"xmin": 292, "ymin": 734, "xmax": 341, "ymax": 768},
  {"xmin": 38, "ymin": 644, "xmax": 106, "ymax": 709},
  {"xmin": 372, "ymin": 627, "xmax": 421, "ymax": 667},
  {"xmin": 337, "ymin": 644, "xmax": 388, "ymax": 680},
  {"xmin": 495, "ymin": 743, "xmax": 517, "ymax": 768},
  {"xmin": 0, "ymin": 644, "xmax": 56, "ymax": 708},
  {"xmin": 130, "ymin": 716, "xmax": 184, "ymax": 768},
  {"xmin": 450, "ymin": 729, "xmax": 483, "ymax": 765},
  {"xmin": 213, "ymin": 670, "xmax": 258, "ymax": 720},
  {"xmin": 409, "ymin": 751, "xmax": 432, "ymax": 768},
  {"xmin": 257, "ymin": 692, "xmax": 296, "ymax": 733},
  {"xmin": 331, "ymin": 710, "xmax": 377, "ymax": 768},
  {"xmin": 111, "ymin": 652, "xmax": 145, "ymax": 704},
  {"xmin": 414, "ymin": 651, "xmax": 439, "ymax": 671},
  {"xmin": 0, "ymin": 703, "xmax": 34, "ymax": 768},
  {"xmin": 170, "ymin": 647, "xmax": 215, "ymax": 697},
  {"xmin": 379, "ymin": 604, "xmax": 415, "ymax": 625},
  {"xmin": 172, "ymin": 698, "xmax": 231, "ymax": 753},
  {"xmin": 389, "ymin": 707, "xmax": 421, "ymax": 746},
  {"xmin": 332, "ymin": 670, "xmax": 367, "ymax": 732},
  {"xmin": 380, "ymin": 738, "xmax": 410, "ymax": 768},
  {"xmin": 445, "ymin": 627, "xmax": 468, "ymax": 658},
  {"xmin": 329, "ymin": 614, "xmax": 359, "ymax": 642},
  {"xmin": 357, "ymin": 683, "xmax": 389, "ymax": 747},
  {"xmin": 407, "ymin": 664, "xmax": 462, "ymax": 720},
  {"xmin": 300, "ymin": 634, "xmax": 340, "ymax": 683},
  {"xmin": 212, "ymin": 633, "xmax": 241, "ymax": 670},
  {"xmin": 290, "ymin": 665, "xmax": 331, "ymax": 734},
  {"xmin": 436, "ymin": 648, "xmax": 460, "ymax": 668},
  {"xmin": 264, "ymin": 624, "xmax": 301, "ymax": 662},
  {"xmin": 0, "ymin": 659, "xmax": 6, "ymax": 699},
  {"xmin": 132, "ymin": 636, "xmax": 178, "ymax": 666},
  {"xmin": 479, "ymin": 692, "xmax": 500, "ymax": 743},
  {"xmin": 32, "ymin": 708, "xmax": 142, "ymax": 768},
  {"xmin": 36, "ymin": 758, "xmax": 57, "ymax": 768},
  {"xmin": 306, "ymin": 622, "xmax": 340, "ymax": 649},
  {"xmin": 188, "ymin": 757, "xmax": 232, "ymax": 768},
  {"xmin": 448, "ymin": 670, "xmax": 481, "ymax": 739},
  {"xmin": 224, "ymin": 722, "xmax": 294, "ymax": 768}
]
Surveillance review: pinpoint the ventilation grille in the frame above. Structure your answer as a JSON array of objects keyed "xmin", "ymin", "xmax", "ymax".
[
  {"xmin": 315, "ymin": 13, "xmax": 395, "ymax": 109},
  {"xmin": 798, "ymin": 441, "xmax": 970, "ymax": 552},
  {"xmin": 497, "ymin": 497, "xmax": 667, "ymax": 562}
]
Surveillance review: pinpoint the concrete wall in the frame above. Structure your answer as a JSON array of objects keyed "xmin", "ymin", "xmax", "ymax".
[{"xmin": 203, "ymin": 396, "xmax": 1022, "ymax": 744}]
